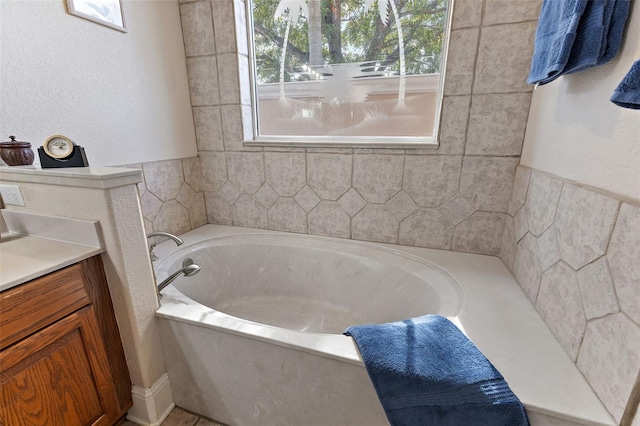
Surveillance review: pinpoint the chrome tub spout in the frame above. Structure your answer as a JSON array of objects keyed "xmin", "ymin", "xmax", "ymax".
[{"xmin": 147, "ymin": 231, "xmax": 184, "ymax": 261}]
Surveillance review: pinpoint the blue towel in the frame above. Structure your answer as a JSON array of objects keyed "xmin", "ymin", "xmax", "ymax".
[
  {"xmin": 528, "ymin": 0, "xmax": 630, "ymax": 84},
  {"xmin": 599, "ymin": 0, "xmax": 618, "ymax": 58},
  {"xmin": 527, "ymin": 0, "xmax": 588, "ymax": 85},
  {"xmin": 596, "ymin": 0, "xmax": 631, "ymax": 65},
  {"xmin": 611, "ymin": 59, "xmax": 640, "ymax": 109},
  {"xmin": 562, "ymin": 0, "xmax": 606, "ymax": 75},
  {"xmin": 344, "ymin": 315, "xmax": 529, "ymax": 426},
  {"xmin": 563, "ymin": 0, "xmax": 630, "ymax": 74}
]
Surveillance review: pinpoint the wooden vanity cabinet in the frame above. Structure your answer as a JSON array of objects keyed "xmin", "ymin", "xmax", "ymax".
[{"xmin": 0, "ymin": 255, "xmax": 132, "ymax": 426}]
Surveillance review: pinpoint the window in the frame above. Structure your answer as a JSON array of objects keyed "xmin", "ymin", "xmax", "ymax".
[{"xmin": 248, "ymin": 0, "xmax": 451, "ymax": 147}]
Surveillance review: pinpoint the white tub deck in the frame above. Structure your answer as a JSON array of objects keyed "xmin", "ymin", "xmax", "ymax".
[{"xmin": 155, "ymin": 225, "xmax": 616, "ymax": 426}]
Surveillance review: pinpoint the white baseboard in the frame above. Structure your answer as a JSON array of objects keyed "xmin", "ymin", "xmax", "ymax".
[{"xmin": 126, "ymin": 373, "xmax": 175, "ymax": 426}]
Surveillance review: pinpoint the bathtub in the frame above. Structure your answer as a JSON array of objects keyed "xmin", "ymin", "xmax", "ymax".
[{"xmin": 155, "ymin": 225, "xmax": 616, "ymax": 426}]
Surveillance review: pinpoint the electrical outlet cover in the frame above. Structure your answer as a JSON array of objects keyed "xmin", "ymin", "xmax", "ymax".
[{"xmin": 0, "ymin": 184, "xmax": 26, "ymax": 206}]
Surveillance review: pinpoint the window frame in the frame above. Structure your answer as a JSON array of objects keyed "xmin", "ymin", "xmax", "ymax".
[{"xmin": 243, "ymin": 0, "xmax": 455, "ymax": 149}]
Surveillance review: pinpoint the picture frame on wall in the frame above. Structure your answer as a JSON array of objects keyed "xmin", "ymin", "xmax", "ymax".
[{"xmin": 66, "ymin": 0, "xmax": 127, "ymax": 33}]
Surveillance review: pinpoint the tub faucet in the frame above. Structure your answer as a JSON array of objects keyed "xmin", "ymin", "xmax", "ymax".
[
  {"xmin": 146, "ymin": 231, "xmax": 184, "ymax": 261},
  {"xmin": 157, "ymin": 258, "xmax": 201, "ymax": 296}
]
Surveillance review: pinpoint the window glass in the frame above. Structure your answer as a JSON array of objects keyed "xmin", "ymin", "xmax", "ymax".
[{"xmin": 250, "ymin": 0, "xmax": 449, "ymax": 141}]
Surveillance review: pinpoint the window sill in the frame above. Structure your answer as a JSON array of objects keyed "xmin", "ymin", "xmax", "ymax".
[{"xmin": 243, "ymin": 138, "xmax": 439, "ymax": 150}]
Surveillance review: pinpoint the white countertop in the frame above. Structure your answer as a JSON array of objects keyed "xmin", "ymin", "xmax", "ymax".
[
  {"xmin": 0, "ymin": 233, "xmax": 103, "ymax": 292},
  {"xmin": 0, "ymin": 211, "xmax": 105, "ymax": 292}
]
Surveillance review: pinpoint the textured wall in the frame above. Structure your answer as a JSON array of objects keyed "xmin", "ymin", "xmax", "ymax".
[
  {"xmin": 501, "ymin": 165, "xmax": 640, "ymax": 425},
  {"xmin": 175, "ymin": 0, "xmax": 539, "ymax": 255},
  {"xmin": 0, "ymin": 0, "xmax": 197, "ymax": 166}
]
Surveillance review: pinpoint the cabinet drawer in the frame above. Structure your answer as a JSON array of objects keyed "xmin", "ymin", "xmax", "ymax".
[{"xmin": 0, "ymin": 263, "xmax": 90, "ymax": 350}]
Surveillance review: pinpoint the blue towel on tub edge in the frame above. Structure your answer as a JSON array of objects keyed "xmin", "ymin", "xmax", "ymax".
[{"xmin": 344, "ymin": 315, "xmax": 529, "ymax": 426}]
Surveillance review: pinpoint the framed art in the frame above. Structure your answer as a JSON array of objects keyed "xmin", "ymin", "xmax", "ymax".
[{"xmin": 66, "ymin": 0, "xmax": 127, "ymax": 33}]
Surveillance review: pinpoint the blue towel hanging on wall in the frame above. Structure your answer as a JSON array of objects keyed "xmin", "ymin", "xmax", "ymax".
[
  {"xmin": 345, "ymin": 315, "xmax": 530, "ymax": 426},
  {"xmin": 528, "ymin": 0, "xmax": 630, "ymax": 85},
  {"xmin": 598, "ymin": 0, "xmax": 619, "ymax": 58},
  {"xmin": 527, "ymin": 0, "xmax": 589, "ymax": 84},
  {"xmin": 611, "ymin": 59, "xmax": 640, "ymax": 109},
  {"xmin": 597, "ymin": 0, "xmax": 631, "ymax": 65},
  {"xmin": 561, "ymin": 0, "xmax": 606, "ymax": 75}
]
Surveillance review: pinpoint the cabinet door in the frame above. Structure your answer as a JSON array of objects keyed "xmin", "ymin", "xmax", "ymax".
[{"xmin": 0, "ymin": 307, "xmax": 119, "ymax": 426}]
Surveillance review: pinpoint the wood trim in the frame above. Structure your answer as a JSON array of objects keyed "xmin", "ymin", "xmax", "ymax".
[
  {"xmin": 80, "ymin": 256, "xmax": 133, "ymax": 417},
  {"xmin": 0, "ymin": 264, "xmax": 90, "ymax": 350},
  {"xmin": 77, "ymin": 306, "xmax": 120, "ymax": 426}
]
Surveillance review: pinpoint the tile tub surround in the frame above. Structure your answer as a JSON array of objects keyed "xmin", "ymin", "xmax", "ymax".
[
  {"xmin": 500, "ymin": 165, "xmax": 640, "ymax": 425},
  {"xmin": 123, "ymin": 159, "xmax": 207, "ymax": 238},
  {"xmin": 173, "ymin": 0, "xmax": 539, "ymax": 256}
]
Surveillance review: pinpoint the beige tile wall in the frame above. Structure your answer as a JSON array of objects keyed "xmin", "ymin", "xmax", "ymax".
[
  {"xmin": 123, "ymin": 160, "xmax": 207, "ymax": 237},
  {"xmin": 169, "ymin": 0, "xmax": 540, "ymax": 256},
  {"xmin": 500, "ymin": 165, "xmax": 640, "ymax": 425}
]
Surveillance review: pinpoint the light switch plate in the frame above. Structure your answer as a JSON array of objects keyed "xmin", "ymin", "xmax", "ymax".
[{"xmin": 0, "ymin": 184, "xmax": 26, "ymax": 206}]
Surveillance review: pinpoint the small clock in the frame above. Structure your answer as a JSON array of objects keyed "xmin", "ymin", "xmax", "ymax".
[
  {"xmin": 43, "ymin": 135, "xmax": 74, "ymax": 159},
  {"xmin": 38, "ymin": 135, "xmax": 89, "ymax": 168}
]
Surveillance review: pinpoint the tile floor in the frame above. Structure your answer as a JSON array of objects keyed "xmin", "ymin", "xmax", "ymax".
[{"xmin": 123, "ymin": 407, "xmax": 226, "ymax": 426}]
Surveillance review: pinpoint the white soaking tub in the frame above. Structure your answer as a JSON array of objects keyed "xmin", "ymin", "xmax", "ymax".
[{"xmin": 154, "ymin": 225, "xmax": 616, "ymax": 426}]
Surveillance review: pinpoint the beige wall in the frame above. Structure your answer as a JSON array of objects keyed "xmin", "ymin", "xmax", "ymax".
[
  {"xmin": 521, "ymin": 3, "xmax": 640, "ymax": 201},
  {"xmin": 178, "ymin": 0, "xmax": 541, "ymax": 256},
  {"xmin": 0, "ymin": 0, "xmax": 197, "ymax": 166}
]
